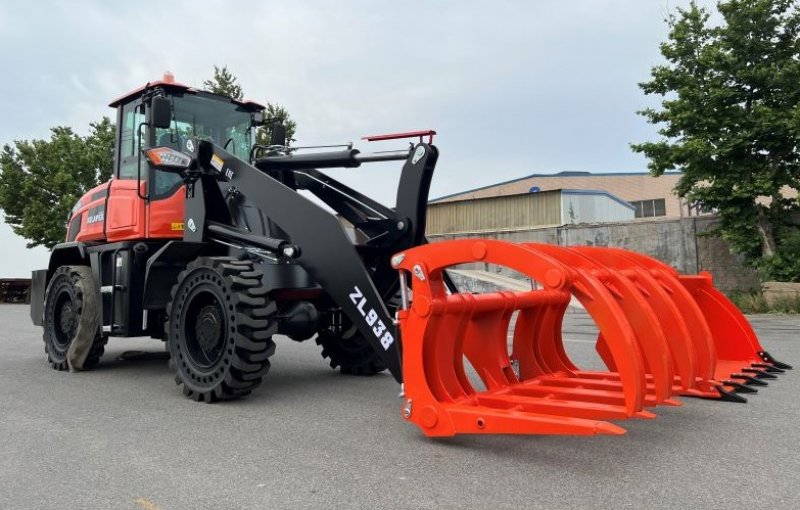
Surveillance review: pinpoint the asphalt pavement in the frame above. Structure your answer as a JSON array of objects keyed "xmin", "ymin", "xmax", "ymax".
[{"xmin": 0, "ymin": 305, "xmax": 798, "ymax": 509}]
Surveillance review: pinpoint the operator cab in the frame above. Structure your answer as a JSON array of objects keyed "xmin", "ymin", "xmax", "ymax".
[
  {"xmin": 62, "ymin": 73, "xmax": 268, "ymax": 244},
  {"xmin": 109, "ymin": 72, "xmax": 265, "ymax": 200}
]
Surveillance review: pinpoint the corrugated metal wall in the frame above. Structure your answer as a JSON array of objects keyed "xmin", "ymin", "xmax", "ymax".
[{"xmin": 426, "ymin": 190, "xmax": 562, "ymax": 234}]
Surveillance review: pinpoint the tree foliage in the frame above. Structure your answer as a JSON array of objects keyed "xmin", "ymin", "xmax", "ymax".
[
  {"xmin": 203, "ymin": 65, "xmax": 244, "ymax": 100},
  {"xmin": 0, "ymin": 118, "xmax": 115, "ymax": 248},
  {"xmin": 203, "ymin": 65, "xmax": 297, "ymax": 145},
  {"xmin": 632, "ymin": 0, "xmax": 800, "ymax": 281}
]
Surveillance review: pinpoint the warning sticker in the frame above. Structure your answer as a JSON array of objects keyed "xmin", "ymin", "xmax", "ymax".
[
  {"xmin": 171, "ymin": 222, "xmax": 184, "ymax": 231},
  {"xmin": 210, "ymin": 154, "xmax": 224, "ymax": 172}
]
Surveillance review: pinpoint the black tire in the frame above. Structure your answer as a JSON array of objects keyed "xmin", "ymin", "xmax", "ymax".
[
  {"xmin": 316, "ymin": 320, "xmax": 387, "ymax": 376},
  {"xmin": 42, "ymin": 266, "xmax": 106, "ymax": 371},
  {"xmin": 166, "ymin": 257, "xmax": 277, "ymax": 402}
]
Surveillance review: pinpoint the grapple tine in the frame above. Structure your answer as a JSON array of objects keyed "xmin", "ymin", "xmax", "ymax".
[
  {"xmin": 729, "ymin": 374, "xmax": 769, "ymax": 386},
  {"xmin": 757, "ymin": 351, "xmax": 792, "ymax": 370},
  {"xmin": 751, "ymin": 363, "xmax": 785, "ymax": 374},
  {"xmin": 721, "ymin": 380, "xmax": 758, "ymax": 393},
  {"xmin": 741, "ymin": 368, "xmax": 778, "ymax": 379},
  {"xmin": 713, "ymin": 385, "xmax": 748, "ymax": 403}
]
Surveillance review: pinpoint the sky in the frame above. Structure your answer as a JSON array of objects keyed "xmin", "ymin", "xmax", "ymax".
[{"xmin": 0, "ymin": 0, "xmax": 714, "ymax": 277}]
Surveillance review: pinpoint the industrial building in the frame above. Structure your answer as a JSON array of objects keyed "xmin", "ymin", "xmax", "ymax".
[
  {"xmin": 426, "ymin": 188, "xmax": 634, "ymax": 235},
  {"xmin": 431, "ymin": 171, "xmax": 700, "ymax": 219}
]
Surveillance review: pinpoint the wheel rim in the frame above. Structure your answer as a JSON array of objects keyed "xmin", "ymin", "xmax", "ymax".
[
  {"xmin": 181, "ymin": 288, "xmax": 227, "ymax": 370},
  {"xmin": 52, "ymin": 290, "xmax": 77, "ymax": 349}
]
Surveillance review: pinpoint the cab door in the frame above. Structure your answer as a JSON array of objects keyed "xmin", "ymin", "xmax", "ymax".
[
  {"xmin": 146, "ymin": 124, "xmax": 186, "ymax": 238},
  {"xmin": 105, "ymin": 179, "xmax": 146, "ymax": 242},
  {"xmin": 146, "ymin": 167, "xmax": 186, "ymax": 238},
  {"xmin": 106, "ymin": 98, "xmax": 185, "ymax": 242},
  {"xmin": 106, "ymin": 100, "xmax": 147, "ymax": 242}
]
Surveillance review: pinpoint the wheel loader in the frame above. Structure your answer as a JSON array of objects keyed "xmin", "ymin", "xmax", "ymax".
[{"xmin": 30, "ymin": 74, "xmax": 790, "ymax": 437}]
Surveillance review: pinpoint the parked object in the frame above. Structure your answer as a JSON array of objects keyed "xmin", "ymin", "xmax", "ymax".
[
  {"xmin": 1, "ymin": 279, "xmax": 31, "ymax": 304},
  {"xmin": 30, "ymin": 75, "xmax": 790, "ymax": 437}
]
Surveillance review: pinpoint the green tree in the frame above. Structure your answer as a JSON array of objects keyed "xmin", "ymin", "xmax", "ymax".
[
  {"xmin": 257, "ymin": 103, "xmax": 297, "ymax": 146},
  {"xmin": 203, "ymin": 65, "xmax": 244, "ymax": 100},
  {"xmin": 203, "ymin": 65, "xmax": 297, "ymax": 145},
  {"xmin": 0, "ymin": 118, "xmax": 115, "ymax": 249},
  {"xmin": 632, "ymin": 0, "xmax": 800, "ymax": 280}
]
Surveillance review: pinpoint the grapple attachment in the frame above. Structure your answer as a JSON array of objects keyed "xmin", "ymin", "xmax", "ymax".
[{"xmin": 392, "ymin": 239, "xmax": 790, "ymax": 438}]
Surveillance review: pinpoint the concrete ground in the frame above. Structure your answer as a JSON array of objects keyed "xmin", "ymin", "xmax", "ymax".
[{"xmin": 0, "ymin": 304, "xmax": 797, "ymax": 510}]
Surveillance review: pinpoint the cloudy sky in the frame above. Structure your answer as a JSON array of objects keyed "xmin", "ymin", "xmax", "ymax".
[{"xmin": 0, "ymin": 0, "xmax": 713, "ymax": 277}]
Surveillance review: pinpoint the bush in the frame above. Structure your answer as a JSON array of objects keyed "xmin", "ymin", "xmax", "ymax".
[
  {"xmin": 729, "ymin": 292, "xmax": 770, "ymax": 314},
  {"xmin": 768, "ymin": 294, "xmax": 800, "ymax": 314},
  {"xmin": 754, "ymin": 227, "xmax": 800, "ymax": 282},
  {"xmin": 755, "ymin": 252, "xmax": 800, "ymax": 283}
]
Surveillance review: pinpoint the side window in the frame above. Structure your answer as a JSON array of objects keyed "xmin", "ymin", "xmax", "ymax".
[
  {"xmin": 225, "ymin": 122, "xmax": 252, "ymax": 158},
  {"xmin": 119, "ymin": 103, "xmax": 146, "ymax": 179},
  {"xmin": 152, "ymin": 122, "xmax": 190, "ymax": 199}
]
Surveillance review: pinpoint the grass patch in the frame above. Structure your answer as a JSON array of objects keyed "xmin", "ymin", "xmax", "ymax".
[{"xmin": 729, "ymin": 291, "xmax": 800, "ymax": 314}]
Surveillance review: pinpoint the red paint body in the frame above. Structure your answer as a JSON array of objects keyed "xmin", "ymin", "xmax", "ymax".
[{"xmin": 68, "ymin": 178, "xmax": 184, "ymax": 243}]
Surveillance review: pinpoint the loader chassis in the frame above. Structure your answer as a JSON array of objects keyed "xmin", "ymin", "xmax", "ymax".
[
  {"xmin": 30, "ymin": 76, "xmax": 791, "ymax": 436},
  {"xmin": 31, "ymin": 76, "xmax": 438, "ymax": 386}
]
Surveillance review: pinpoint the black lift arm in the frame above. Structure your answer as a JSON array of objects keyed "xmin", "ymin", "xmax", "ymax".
[{"xmin": 170, "ymin": 138, "xmax": 439, "ymax": 383}]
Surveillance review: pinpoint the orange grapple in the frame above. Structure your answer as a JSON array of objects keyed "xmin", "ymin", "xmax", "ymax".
[{"xmin": 392, "ymin": 239, "xmax": 791, "ymax": 437}]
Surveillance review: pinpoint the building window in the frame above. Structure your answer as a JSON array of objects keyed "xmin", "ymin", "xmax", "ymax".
[{"xmin": 631, "ymin": 198, "xmax": 666, "ymax": 218}]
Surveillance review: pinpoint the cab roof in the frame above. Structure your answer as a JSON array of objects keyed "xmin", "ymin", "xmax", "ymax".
[{"xmin": 108, "ymin": 73, "xmax": 265, "ymax": 111}]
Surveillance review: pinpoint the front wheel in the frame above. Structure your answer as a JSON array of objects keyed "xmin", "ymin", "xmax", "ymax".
[
  {"xmin": 166, "ymin": 257, "xmax": 277, "ymax": 402},
  {"xmin": 316, "ymin": 319, "xmax": 387, "ymax": 376},
  {"xmin": 42, "ymin": 266, "xmax": 106, "ymax": 371}
]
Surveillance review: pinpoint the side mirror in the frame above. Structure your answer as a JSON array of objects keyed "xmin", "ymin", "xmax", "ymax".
[
  {"xmin": 270, "ymin": 122, "xmax": 287, "ymax": 146},
  {"xmin": 151, "ymin": 96, "xmax": 172, "ymax": 129}
]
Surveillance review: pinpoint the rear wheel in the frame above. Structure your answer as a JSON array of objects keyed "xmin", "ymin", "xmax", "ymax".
[
  {"xmin": 317, "ymin": 319, "xmax": 387, "ymax": 376},
  {"xmin": 42, "ymin": 266, "xmax": 106, "ymax": 370},
  {"xmin": 166, "ymin": 257, "xmax": 277, "ymax": 402}
]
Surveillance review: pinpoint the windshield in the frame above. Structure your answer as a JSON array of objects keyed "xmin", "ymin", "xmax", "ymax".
[{"xmin": 155, "ymin": 93, "xmax": 254, "ymax": 158}]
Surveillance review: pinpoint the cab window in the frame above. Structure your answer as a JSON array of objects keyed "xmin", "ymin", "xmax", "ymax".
[
  {"xmin": 119, "ymin": 102, "xmax": 146, "ymax": 179},
  {"xmin": 154, "ymin": 94, "xmax": 253, "ymax": 158}
]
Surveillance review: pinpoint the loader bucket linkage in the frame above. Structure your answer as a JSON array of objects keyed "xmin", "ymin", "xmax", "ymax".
[{"xmin": 393, "ymin": 239, "xmax": 791, "ymax": 437}]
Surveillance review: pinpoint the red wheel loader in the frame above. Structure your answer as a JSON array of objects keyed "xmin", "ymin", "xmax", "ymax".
[{"xmin": 30, "ymin": 75, "xmax": 790, "ymax": 437}]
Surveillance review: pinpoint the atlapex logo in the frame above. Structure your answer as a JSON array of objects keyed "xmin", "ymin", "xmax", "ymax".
[
  {"xmin": 86, "ymin": 206, "xmax": 105, "ymax": 225},
  {"xmin": 349, "ymin": 286, "xmax": 394, "ymax": 350}
]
